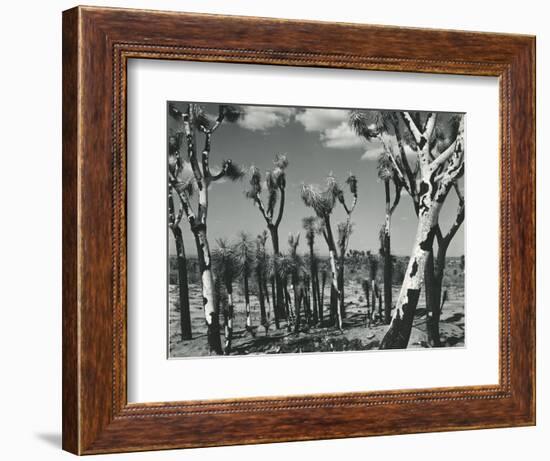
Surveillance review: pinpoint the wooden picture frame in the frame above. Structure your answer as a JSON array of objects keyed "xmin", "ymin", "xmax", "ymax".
[{"xmin": 62, "ymin": 5, "xmax": 535, "ymax": 455}]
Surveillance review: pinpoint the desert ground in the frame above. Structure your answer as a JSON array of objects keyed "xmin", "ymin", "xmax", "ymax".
[{"xmin": 169, "ymin": 257, "xmax": 464, "ymax": 358}]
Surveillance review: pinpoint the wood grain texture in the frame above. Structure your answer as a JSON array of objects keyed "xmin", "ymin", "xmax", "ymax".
[{"xmin": 62, "ymin": 5, "xmax": 536, "ymax": 455}]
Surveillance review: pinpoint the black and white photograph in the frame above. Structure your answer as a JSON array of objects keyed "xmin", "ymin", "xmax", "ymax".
[{"xmin": 167, "ymin": 102, "xmax": 465, "ymax": 358}]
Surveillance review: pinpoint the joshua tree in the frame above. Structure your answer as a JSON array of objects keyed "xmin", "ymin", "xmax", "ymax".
[
  {"xmin": 301, "ymin": 173, "xmax": 357, "ymax": 330},
  {"xmin": 255, "ymin": 231, "xmax": 271, "ymax": 334},
  {"xmin": 168, "ymin": 103, "xmax": 244, "ymax": 354},
  {"xmin": 213, "ymin": 238, "xmax": 241, "ymax": 354},
  {"xmin": 380, "ymin": 113, "xmax": 465, "ymax": 349},
  {"xmin": 245, "ymin": 154, "xmax": 289, "ymax": 324},
  {"xmin": 168, "ymin": 133, "xmax": 192, "ymax": 340},
  {"xmin": 350, "ymin": 111, "xmax": 402, "ymax": 325},
  {"xmin": 235, "ymin": 232, "xmax": 255, "ymax": 336},
  {"xmin": 425, "ymin": 183, "xmax": 465, "ymax": 346},
  {"xmin": 302, "ymin": 216, "xmax": 320, "ymax": 324}
]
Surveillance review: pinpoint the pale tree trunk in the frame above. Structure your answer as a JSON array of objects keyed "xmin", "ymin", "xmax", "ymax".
[
  {"xmin": 223, "ymin": 291, "xmax": 234, "ymax": 354},
  {"xmin": 380, "ymin": 203, "xmax": 442, "ymax": 349},
  {"xmin": 263, "ymin": 277, "xmax": 272, "ymax": 322},
  {"xmin": 196, "ymin": 227, "xmax": 223, "ymax": 354},
  {"xmin": 244, "ymin": 274, "xmax": 255, "ymax": 336}
]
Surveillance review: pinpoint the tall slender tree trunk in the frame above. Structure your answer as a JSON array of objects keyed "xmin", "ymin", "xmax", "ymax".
[
  {"xmin": 284, "ymin": 283, "xmax": 292, "ymax": 331},
  {"xmin": 171, "ymin": 225, "xmax": 192, "ymax": 340},
  {"xmin": 337, "ymin": 262, "xmax": 345, "ymax": 321},
  {"xmin": 304, "ymin": 285, "xmax": 312, "ymax": 326},
  {"xmin": 383, "ymin": 180, "xmax": 393, "ymax": 325},
  {"xmin": 320, "ymin": 271, "xmax": 326, "ymax": 325},
  {"xmin": 269, "ymin": 225, "xmax": 286, "ymax": 322},
  {"xmin": 370, "ymin": 277, "xmax": 378, "ymax": 320},
  {"xmin": 311, "ymin": 275, "xmax": 318, "ymax": 325},
  {"xmin": 257, "ymin": 271, "xmax": 268, "ymax": 334},
  {"xmin": 364, "ymin": 279, "xmax": 370, "ymax": 309},
  {"xmin": 324, "ymin": 219, "xmax": 343, "ymax": 330},
  {"xmin": 308, "ymin": 245, "xmax": 319, "ymax": 325},
  {"xmin": 424, "ymin": 250, "xmax": 439, "ymax": 346},
  {"xmin": 271, "ymin": 275, "xmax": 279, "ymax": 329},
  {"xmin": 223, "ymin": 290, "xmax": 234, "ymax": 354},
  {"xmin": 426, "ymin": 238, "xmax": 451, "ymax": 346},
  {"xmin": 293, "ymin": 279, "xmax": 301, "ymax": 333},
  {"xmin": 380, "ymin": 201, "xmax": 442, "ymax": 349},
  {"xmin": 263, "ymin": 275, "xmax": 271, "ymax": 318}
]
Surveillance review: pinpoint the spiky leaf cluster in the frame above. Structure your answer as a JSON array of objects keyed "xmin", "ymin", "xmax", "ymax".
[
  {"xmin": 302, "ymin": 216, "xmax": 317, "ymax": 248},
  {"xmin": 235, "ymin": 232, "xmax": 255, "ymax": 278},
  {"xmin": 220, "ymin": 160, "xmax": 244, "ymax": 181},
  {"xmin": 345, "ymin": 173, "xmax": 358, "ymax": 196},
  {"xmin": 377, "ymin": 151, "xmax": 394, "ymax": 182},
  {"xmin": 213, "ymin": 239, "xmax": 241, "ymax": 286},
  {"xmin": 245, "ymin": 166, "xmax": 262, "ymax": 199},
  {"xmin": 301, "ymin": 184, "xmax": 335, "ymax": 219}
]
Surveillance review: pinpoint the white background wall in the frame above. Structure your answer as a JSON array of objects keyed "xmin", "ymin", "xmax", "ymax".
[{"xmin": 0, "ymin": 1, "xmax": 545, "ymax": 459}]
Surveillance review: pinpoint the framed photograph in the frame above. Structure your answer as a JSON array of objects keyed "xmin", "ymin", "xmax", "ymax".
[{"xmin": 62, "ymin": 6, "xmax": 535, "ymax": 455}]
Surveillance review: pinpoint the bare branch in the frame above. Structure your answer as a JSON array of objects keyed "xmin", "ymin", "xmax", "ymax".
[
  {"xmin": 389, "ymin": 181, "xmax": 402, "ymax": 215},
  {"xmin": 390, "ymin": 115, "xmax": 416, "ymax": 196},
  {"xmin": 429, "ymin": 138, "xmax": 457, "ymax": 171},
  {"xmin": 443, "ymin": 186, "xmax": 465, "ymax": 245},
  {"xmin": 201, "ymin": 132, "xmax": 212, "ymax": 178},
  {"xmin": 253, "ymin": 194, "xmax": 270, "ymax": 224},
  {"xmin": 275, "ymin": 186, "xmax": 285, "ymax": 228},
  {"xmin": 401, "ymin": 112, "xmax": 423, "ymax": 144},
  {"xmin": 182, "ymin": 104, "xmax": 204, "ymax": 190},
  {"xmin": 168, "ymin": 172, "xmax": 197, "ymax": 227},
  {"xmin": 424, "ymin": 112, "xmax": 437, "ymax": 141}
]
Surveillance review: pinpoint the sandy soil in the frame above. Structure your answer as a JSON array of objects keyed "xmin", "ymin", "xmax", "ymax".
[{"xmin": 169, "ymin": 279, "xmax": 465, "ymax": 358}]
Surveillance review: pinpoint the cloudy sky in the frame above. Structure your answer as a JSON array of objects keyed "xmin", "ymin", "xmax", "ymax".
[{"xmin": 168, "ymin": 102, "xmax": 464, "ymax": 258}]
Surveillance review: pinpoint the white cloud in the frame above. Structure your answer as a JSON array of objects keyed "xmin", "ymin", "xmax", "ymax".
[
  {"xmin": 360, "ymin": 140, "xmax": 385, "ymax": 161},
  {"xmin": 360, "ymin": 138, "xmax": 417, "ymax": 162},
  {"xmin": 320, "ymin": 122, "xmax": 364, "ymax": 149},
  {"xmin": 295, "ymin": 108, "xmax": 364, "ymax": 149},
  {"xmin": 238, "ymin": 107, "xmax": 295, "ymax": 131},
  {"xmin": 295, "ymin": 108, "xmax": 350, "ymax": 132}
]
